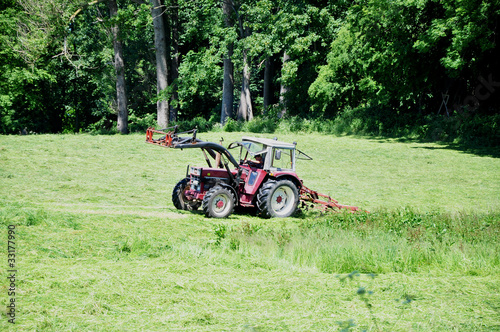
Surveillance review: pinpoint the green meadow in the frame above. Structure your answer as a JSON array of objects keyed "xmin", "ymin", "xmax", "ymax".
[{"xmin": 0, "ymin": 133, "xmax": 499, "ymax": 331}]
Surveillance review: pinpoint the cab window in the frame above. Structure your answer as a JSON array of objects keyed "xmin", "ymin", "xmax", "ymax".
[{"xmin": 272, "ymin": 148, "xmax": 293, "ymax": 170}]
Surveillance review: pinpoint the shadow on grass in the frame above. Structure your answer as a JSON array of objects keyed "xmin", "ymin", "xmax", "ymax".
[
  {"xmin": 410, "ymin": 143, "xmax": 500, "ymax": 158},
  {"xmin": 361, "ymin": 135, "xmax": 500, "ymax": 158}
]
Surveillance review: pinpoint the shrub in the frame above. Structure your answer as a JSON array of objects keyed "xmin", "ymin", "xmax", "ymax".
[
  {"xmin": 172, "ymin": 116, "xmax": 215, "ymax": 133},
  {"xmin": 128, "ymin": 113, "xmax": 157, "ymax": 133},
  {"xmin": 223, "ymin": 118, "xmax": 243, "ymax": 132},
  {"xmin": 242, "ymin": 117, "xmax": 277, "ymax": 133}
]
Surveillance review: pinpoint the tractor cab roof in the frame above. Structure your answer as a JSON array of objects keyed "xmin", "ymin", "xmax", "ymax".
[
  {"xmin": 228, "ymin": 137, "xmax": 312, "ymax": 161},
  {"xmin": 241, "ymin": 137, "xmax": 297, "ymax": 149},
  {"xmin": 240, "ymin": 137, "xmax": 312, "ymax": 161},
  {"xmin": 227, "ymin": 137, "xmax": 297, "ymax": 157}
]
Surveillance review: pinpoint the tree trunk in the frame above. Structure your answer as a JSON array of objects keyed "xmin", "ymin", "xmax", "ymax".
[
  {"xmin": 221, "ymin": 0, "xmax": 234, "ymax": 125},
  {"xmin": 237, "ymin": 21, "xmax": 253, "ymax": 122},
  {"xmin": 263, "ymin": 56, "xmax": 272, "ymax": 114},
  {"xmin": 150, "ymin": 0, "xmax": 169, "ymax": 129},
  {"xmin": 221, "ymin": 54, "xmax": 234, "ymax": 124},
  {"xmin": 279, "ymin": 51, "xmax": 290, "ymax": 118},
  {"xmin": 238, "ymin": 48, "xmax": 253, "ymax": 121},
  {"xmin": 108, "ymin": 0, "xmax": 128, "ymax": 134},
  {"xmin": 169, "ymin": 0, "xmax": 179, "ymax": 122}
]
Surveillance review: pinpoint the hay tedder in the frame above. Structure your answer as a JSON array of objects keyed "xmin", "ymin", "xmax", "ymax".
[{"xmin": 146, "ymin": 126, "xmax": 360, "ymax": 218}]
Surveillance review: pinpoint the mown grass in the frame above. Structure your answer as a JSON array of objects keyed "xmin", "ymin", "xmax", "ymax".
[{"xmin": 0, "ymin": 133, "xmax": 499, "ymax": 331}]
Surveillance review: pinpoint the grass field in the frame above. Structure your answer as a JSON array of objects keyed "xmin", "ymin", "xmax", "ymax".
[{"xmin": 0, "ymin": 132, "xmax": 499, "ymax": 331}]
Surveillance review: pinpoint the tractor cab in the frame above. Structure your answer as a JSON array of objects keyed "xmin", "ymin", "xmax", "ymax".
[{"xmin": 229, "ymin": 137, "xmax": 306, "ymax": 172}]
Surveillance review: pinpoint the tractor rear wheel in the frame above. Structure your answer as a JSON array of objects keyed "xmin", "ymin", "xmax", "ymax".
[
  {"xmin": 257, "ymin": 179, "xmax": 299, "ymax": 218},
  {"xmin": 202, "ymin": 185, "xmax": 236, "ymax": 218},
  {"xmin": 172, "ymin": 178, "xmax": 201, "ymax": 211}
]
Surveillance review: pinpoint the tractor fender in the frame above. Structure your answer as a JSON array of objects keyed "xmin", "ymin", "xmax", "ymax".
[
  {"xmin": 273, "ymin": 174, "xmax": 303, "ymax": 191},
  {"xmin": 216, "ymin": 182, "xmax": 240, "ymax": 206}
]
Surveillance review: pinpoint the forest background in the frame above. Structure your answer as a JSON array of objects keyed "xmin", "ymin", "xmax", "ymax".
[{"xmin": 0, "ymin": 0, "xmax": 499, "ymax": 146}]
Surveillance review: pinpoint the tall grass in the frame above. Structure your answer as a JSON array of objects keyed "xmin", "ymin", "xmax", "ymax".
[{"xmin": 223, "ymin": 209, "xmax": 500, "ymax": 276}]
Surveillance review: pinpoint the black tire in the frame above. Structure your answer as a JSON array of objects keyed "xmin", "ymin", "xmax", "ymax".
[
  {"xmin": 172, "ymin": 178, "xmax": 201, "ymax": 211},
  {"xmin": 257, "ymin": 179, "xmax": 299, "ymax": 218},
  {"xmin": 202, "ymin": 185, "xmax": 236, "ymax": 218}
]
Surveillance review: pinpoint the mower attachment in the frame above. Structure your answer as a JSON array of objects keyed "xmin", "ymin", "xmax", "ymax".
[
  {"xmin": 145, "ymin": 126, "xmax": 198, "ymax": 147},
  {"xmin": 146, "ymin": 126, "xmax": 240, "ymax": 168},
  {"xmin": 300, "ymin": 185, "xmax": 360, "ymax": 213}
]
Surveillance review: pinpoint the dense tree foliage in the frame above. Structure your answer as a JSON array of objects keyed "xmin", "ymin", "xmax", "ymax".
[
  {"xmin": 1, "ymin": 0, "xmax": 498, "ymax": 143},
  {"xmin": 310, "ymin": 0, "xmax": 500, "ymax": 117}
]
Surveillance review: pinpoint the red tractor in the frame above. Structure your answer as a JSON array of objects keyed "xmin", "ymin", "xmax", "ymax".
[{"xmin": 146, "ymin": 127, "xmax": 360, "ymax": 218}]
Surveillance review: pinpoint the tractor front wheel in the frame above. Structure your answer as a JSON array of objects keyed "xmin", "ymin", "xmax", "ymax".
[
  {"xmin": 257, "ymin": 179, "xmax": 299, "ymax": 218},
  {"xmin": 202, "ymin": 185, "xmax": 236, "ymax": 218},
  {"xmin": 172, "ymin": 178, "xmax": 201, "ymax": 211}
]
